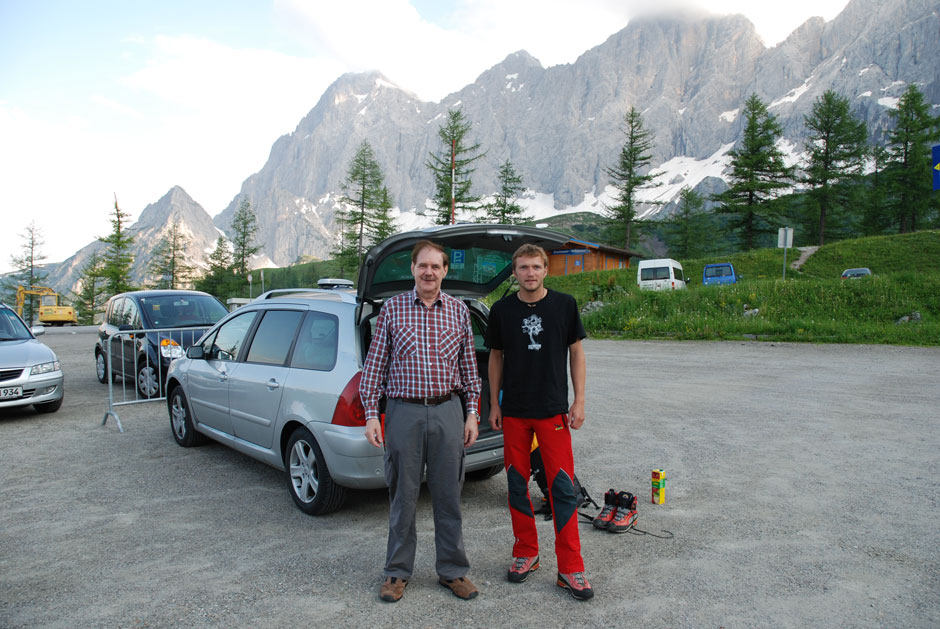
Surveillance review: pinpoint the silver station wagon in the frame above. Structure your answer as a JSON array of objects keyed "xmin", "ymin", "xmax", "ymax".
[{"xmin": 165, "ymin": 224, "xmax": 569, "ymax": 515}]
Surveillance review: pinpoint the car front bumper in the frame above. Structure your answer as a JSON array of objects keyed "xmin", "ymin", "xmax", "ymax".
[{"xmin": 0, "ymin": 369, "xmax": 64, "ymax": 409}]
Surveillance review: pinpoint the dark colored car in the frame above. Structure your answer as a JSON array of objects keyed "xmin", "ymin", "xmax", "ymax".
[
  {"xmin": 95, "ymin": 290, "xmax": 228, "ymax": 398},
  {"xmin": 164, "ymin": 224, "xmax": 572, "ymax": 515},
  {"xmin": 841, "ymin": 267, "xmax": 872, "ymax": 279}
]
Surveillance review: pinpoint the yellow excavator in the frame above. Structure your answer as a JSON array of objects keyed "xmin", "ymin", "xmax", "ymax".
[{"xmin": 15, "ymin": 285, "xmax": 78, "ymax": 326}]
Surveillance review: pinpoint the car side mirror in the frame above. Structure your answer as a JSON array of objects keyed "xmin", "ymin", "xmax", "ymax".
[
  {"xmin": 118, "ymin": 324, "xmax": 134, "ymax": 332},
  {"xmin": 31, "ymin": 326, "xmax": 45, "ymax": 337},
  {"xmin": 186, "ymin": 345, "xmax": 205, "ymax": 360}
]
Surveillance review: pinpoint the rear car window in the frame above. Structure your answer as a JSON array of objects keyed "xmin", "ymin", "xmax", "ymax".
[
  {"xmin": 246, "ymin": 310, "xmax": 304, "ymax": 365},
  {"xmin": 705, "ymin": 266, "xmax": 731, "ymax": 278},
  {"xmin": 291, "ymin": 311, "xmax": 339, "ymax": 371},
  {"xmin": 641, "ymin": 266, "xmax": 670, "ymax": 281},
  {"xmin": 140, "ymin": 295, "xmax": 228, "ymax": 329}
]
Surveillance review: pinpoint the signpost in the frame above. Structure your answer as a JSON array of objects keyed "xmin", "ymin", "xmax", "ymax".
[{"xmin": 778, "ymin": 227, "xmax": 793, "ymax": 280}]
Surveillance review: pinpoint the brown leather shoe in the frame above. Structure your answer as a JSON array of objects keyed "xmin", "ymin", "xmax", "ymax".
[
  {"xmin": 380, "ymin": 576, "xmax": 407, "ymax": 602},
  {"xmin": 439, "ymin": 576, "xmax": 479, "ymax": 600}
]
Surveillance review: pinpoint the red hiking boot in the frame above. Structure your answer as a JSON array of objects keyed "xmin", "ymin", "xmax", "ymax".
[
  {"xmin": 507, "ymin": 555, "xmax": 540, "ymax": 583},
  {"xmin": 607, "ymin": 491, "xmax": 638, "ymax": 533},
  {"xmin": 557, "ymin": 571, "xmax": 594, "ymax": 601},
  {"xmin": 592, "ymin": 488, "xmax": 618, "ymax": 530}
]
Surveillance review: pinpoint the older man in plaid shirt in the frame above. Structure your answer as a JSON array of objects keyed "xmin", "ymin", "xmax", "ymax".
[{"xmin": 360, "ymin": 239, "xmax": 482, "ymax": 604}]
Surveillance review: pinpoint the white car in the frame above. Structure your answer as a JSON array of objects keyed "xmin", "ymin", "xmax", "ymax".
[
  {"xmin": 0, "ymin": 303, "xmax": 64, "ymax": 413},
  {"xmin": 637, "ymin": 258, "xmax": 687, "ymax": 290}
]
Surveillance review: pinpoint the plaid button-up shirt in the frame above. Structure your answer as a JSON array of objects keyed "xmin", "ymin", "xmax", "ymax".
[{"xmin": 360, "ymin": 288, "xmax": 482, "ymax": 422}]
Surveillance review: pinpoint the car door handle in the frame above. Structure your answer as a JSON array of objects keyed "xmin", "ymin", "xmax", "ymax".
[
  {"xmin": 218, "ymin": 371, "xmax": 228, "ymax": 382},
  {"xmin": 266, "ymin": 378, "xmax": 280, "ymax": 390}
]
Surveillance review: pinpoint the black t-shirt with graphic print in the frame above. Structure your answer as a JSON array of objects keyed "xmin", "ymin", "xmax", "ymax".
[{"xmin": 485, "ymin": 288, "xmax": 586, "ymax": 418}]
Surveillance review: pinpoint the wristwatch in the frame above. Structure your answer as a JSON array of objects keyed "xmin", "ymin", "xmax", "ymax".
[{"xmin": 467, "ymin": 411, "xmax": 479, "ymax": 422}]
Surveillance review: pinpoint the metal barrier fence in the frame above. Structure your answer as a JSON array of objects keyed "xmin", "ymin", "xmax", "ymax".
[{"xmin": 101, "ymin": 326, "xmax": 206, "ymax": 432}]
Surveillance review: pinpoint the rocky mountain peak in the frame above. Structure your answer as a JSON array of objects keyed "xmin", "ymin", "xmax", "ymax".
[{"xmin": 40, "ymin": 0, "xmax": 939, "ymax": 293}]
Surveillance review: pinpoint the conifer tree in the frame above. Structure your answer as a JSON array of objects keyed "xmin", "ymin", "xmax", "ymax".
[
  {"xmin": 335, "ymin": 141, "xmax": 384, "ymax": 272},
  {"xmin": 73, "ymin": 250, "xmax": 107, "ymax": 325},
  {"xmin": 426, "ymin": 109, "xmax": 486, "ymax": 225},
  {"xmin": 664, "ymin": 187, "xmax": 710, "ymax": 259},
  {"xmin": 605, "ymin": 106, "xmax": 658, "ymax": 249},
  {"xmin": 195, "ymin": 236, "xmax": 234, "ymax": 297},
  {"xmin": 149, "ymin": 220, "xmax": 194, "ymax": 289},
  {"xmin": 885, "ymin": 84, "xmax": 940, "ymax": 233},
  {"xmin": 4, "ymin": 221, "xmax": 47, "ymax": 323},
  {"xmin": 712, "ymin": 94, "xmax": 794, "ymax": 250},
  {"xmin": 230, "ymin": 198, "xmax": 260, "ymax": 275},
  {"xmin": 862, "ymin": 145, "xmax": 891, "ymax": 235},
  {"xmin": 485, "ymin": 159, "xmax": 529, "ymax": 224},
  {"xmin": 369, "ymin": 186, "xmax": 398, "ymax": 244},
  {"xmin": 99, "ymin": 195, "xmax": 136, "ymax": 295},
  {"xmin": 801, "ymin": 90, "xmax": 869, "ymax": 245}
]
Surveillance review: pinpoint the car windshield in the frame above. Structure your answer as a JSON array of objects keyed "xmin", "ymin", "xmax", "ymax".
[
  {"xmin": 0, "ymin": 308, "xmax": 32, "ymax": 341},
  {"xmin": 138, "ymin": 295, "xmax": 228, "ymax": 329}
]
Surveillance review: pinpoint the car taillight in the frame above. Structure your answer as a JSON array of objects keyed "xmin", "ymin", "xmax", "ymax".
[{"xmin": 331, "ymin": 371, "xmax": 366, "ymax": 427}]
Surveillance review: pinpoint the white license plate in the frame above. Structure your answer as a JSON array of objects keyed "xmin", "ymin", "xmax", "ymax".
[{"xmin": 1, "ymin": 386, "xmax": 23, "ymax": 399}]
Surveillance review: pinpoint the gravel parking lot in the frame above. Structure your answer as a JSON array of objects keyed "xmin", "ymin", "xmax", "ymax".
[{"xmin": 1, "ymin": 327, "xmax": 938, "ymax": 627}]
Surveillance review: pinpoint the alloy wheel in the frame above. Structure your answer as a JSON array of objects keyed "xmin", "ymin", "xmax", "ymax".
[{"xmin": 289, "ymin": 439, "xmax": 319, "ymax": 503}]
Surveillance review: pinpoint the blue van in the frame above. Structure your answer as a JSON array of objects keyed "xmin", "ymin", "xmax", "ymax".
[{"xmin": 702, "ymin": 263, "xmax": 738, "ymax": 285}]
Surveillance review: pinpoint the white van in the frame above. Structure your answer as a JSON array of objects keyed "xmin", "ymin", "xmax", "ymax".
[{"xmin": 637, "ymin": 258, "xmax": 687, "ymax": 291}]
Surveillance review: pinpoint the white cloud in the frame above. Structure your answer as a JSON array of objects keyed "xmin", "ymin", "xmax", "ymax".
[{"xmin": 1, "ymin": 34, "xmax": 343, "ymax": 271}]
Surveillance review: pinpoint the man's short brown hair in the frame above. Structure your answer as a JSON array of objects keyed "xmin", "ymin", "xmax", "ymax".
[
  {"xmin": 512, "ymin": 244, "xmax": 549, "ymax": 270},
  {"xmin": 411, "ymin": 240, "xmax": 449, "ymax": 268}
]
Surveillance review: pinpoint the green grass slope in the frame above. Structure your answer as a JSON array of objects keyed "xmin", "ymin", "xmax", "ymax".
[{"xmin": 543, "ymin": 231, "xmax": 940, "ymax": 345}]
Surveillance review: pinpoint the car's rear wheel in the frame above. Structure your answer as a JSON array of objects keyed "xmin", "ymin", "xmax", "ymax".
[
  {"xmin": 285, "ymin": 426, "xmax": 345, "ymax": 515},
  {"xmin": 137, "ymin": 360, "xmax": 161, "ymax": 398},
  {"xmin": 34, "ymin": 394, "xmax": 63, "ymax": 414},
  {"xmin": 168, "ymin": 386, "xmax": 206, "ymax": 447}
]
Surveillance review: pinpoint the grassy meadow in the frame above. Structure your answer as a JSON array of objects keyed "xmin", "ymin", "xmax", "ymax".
[{"xmin": 543, "ymin": 231, "xmax": 940, "ymax": 346}]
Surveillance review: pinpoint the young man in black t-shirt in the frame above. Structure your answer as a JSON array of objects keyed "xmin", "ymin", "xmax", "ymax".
[{"xmin": 485, "ymin": 244, "xmax": 593, "ymax": 601}]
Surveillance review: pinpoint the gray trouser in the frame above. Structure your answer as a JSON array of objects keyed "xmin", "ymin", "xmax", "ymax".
[{"xmin": 383, "ymin": 396, "xmax": 469, "ymax": 580}]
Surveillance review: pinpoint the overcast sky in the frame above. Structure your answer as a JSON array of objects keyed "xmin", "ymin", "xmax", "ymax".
[{"xmin": 0, "ymin": 0, "xmax": 852, "ymax": 274}]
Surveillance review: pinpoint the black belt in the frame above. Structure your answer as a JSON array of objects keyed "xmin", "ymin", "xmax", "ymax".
[{"xmin": 396, "ymin": 393, "xmax": 454, "ymax": 406}]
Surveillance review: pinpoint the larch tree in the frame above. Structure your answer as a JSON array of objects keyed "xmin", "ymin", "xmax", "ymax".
[
  {"xmin": 230, "ymin": 198, "xmax": 260, "ymax": 276},
  {"xmin": 335, "ymin": 140, "xmax": 385, "ymax": 274},
  {"xmin": 605, "ymin": 106, "xmax": 658, "ymax": 250},
  {"xmin": 885, "ymin": 84, "xmax": 940, "ymax": 233},
  {"xmin": 485, "ymin": 159, "xmax": 529, "ymax": 224},
  {"xmin": 149, "ymin": 220, "xmax": 195, "ymax": 289},
  {"xmin": 99, "ymin": 195, "xmax": 136, "ymax": 295},
  {"xmin": 801, "ymin": 90, "xmax": 869, "ymax": 245},
  {"xmin": 426, "ymin": 108, "xmax": 486, "ymax": 225},
  {"xmin": 712, "ymin": 94, "xmax": 794, "ymax": 250},
  {"xmin": 4, "ymin": 221, "xmax": 48, "ymax": 324}
]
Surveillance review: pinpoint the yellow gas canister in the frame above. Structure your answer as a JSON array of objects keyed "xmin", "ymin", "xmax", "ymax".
[{"xmin": 651, "ymin": 469, "xmax": 666, "ymax": 504}]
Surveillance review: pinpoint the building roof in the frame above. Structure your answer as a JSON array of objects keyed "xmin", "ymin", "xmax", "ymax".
[{"xmin": 553, "ymin": 238, "xmax": 645, "ymax": 259}]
